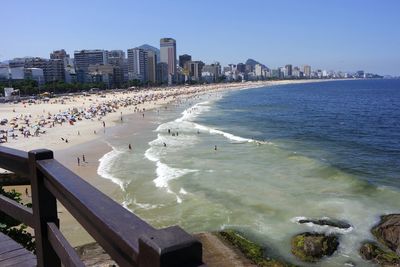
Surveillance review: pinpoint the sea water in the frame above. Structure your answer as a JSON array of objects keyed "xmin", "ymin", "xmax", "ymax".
[{"xmin": 98, "ymin": 79, "xmax": 400, "ymax": 266}]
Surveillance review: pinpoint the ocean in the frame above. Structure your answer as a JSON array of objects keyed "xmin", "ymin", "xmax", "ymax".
[{"xmin": 98, "ymin": 79, "xmax": 400, "ymax": 266}]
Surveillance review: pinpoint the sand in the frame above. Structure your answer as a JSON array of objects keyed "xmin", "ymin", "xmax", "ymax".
[{"xmin": 0, "ymin": 79, "xmax": 336, "ymax": 246}]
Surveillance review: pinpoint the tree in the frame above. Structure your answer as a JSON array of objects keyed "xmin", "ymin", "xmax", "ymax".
[{"xmin": 0, "ymin": 187, "xmax": 35, "ymax": 252}]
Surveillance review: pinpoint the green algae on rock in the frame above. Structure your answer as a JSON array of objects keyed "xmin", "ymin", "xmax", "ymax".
[
  {"xmin": 291, "ymin": 232, "xmax": 339, "ymax": 262},
  {"xmin": 218, "ymin": 230, "xmax": 296, "ymax": 267},
  {"xmin": 359, "ymin": 242, "xmax": 400, "ymax": 266},
  {"xmin": 371, "ymin": 214, "xmax": 400, "ymax": 255}
]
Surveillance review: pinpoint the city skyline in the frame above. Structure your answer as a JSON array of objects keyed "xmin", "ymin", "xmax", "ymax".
[{"xmin": 1, "ymin": 0, "xmax": 400, "ymax": 75}]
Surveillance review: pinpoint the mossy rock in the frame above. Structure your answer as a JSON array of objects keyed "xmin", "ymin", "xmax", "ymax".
[
  {"xmin": 371, "ymin": 214, "xmax": 400, "ymax": 255},
  {"xmin": 359, "ymin": 241, "xmax": 400, "ymax": 266},
  {"xmin": 291, "ymin": 232, "xmax": 339, "ymax": 262},
  {"xmin": 218, "ymin": 230, "xmax": 296, "ymax": 267}
]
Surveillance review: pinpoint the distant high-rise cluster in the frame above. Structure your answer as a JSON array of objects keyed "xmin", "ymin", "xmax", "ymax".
[{"xmin": 0, "ymin": 38, "xmax": 383, "ymax": 89}]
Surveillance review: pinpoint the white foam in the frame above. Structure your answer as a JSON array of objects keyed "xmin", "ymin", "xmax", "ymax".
[
  {"xmin": 146, "ymin": 98, "xmax": 273, "ymax": 203},
  {"xmin": 153, "ymin": 161, "xmax": 197, "ymax": 188},
  {"xmin": 179, "ymin": 188, "xmax": 188, "ymax": 195},
  {"xmin": 97, "ymin": 145, "xmax": 126, "ymax": 191},
  {"xmin": 175, "ymin": 101, "xmax": 210, "ymax": 123},
  {"xmin": 145, "ymin": 141, "xmax": 197, "ymax": 204}
]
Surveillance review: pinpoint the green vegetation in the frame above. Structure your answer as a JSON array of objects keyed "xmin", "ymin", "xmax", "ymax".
[
  {"xmin": 218, "ymin": 230, "xmax": 296, "ymax": 267},
  {"xmin": 0, "ymin": 187, "xmax": 35, "ymax": 252},
  {"xmin": 360, "ymin": 242, "xmax": 400, "ymax": 265},
  {"xmin": 291, "ymin": 233, "xmax": 338, "ymax": 262}
]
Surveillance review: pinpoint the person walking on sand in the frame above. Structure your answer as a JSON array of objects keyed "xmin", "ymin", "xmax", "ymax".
[
  {"xmin": 82, "ymin": 154, "xmax": 86, "ymax": 162},
  {"xmin": 103, "ymin": 121, "xmax": 105, "ymax": 128},
  {"xmin": 77, "ymin": 157, "xmax": 80, "ymax": 166}
]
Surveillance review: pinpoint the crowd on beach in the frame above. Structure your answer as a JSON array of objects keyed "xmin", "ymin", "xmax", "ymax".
[{"xmin": 0, "ymin": 82, "xmax": 266, "ymax": 146}]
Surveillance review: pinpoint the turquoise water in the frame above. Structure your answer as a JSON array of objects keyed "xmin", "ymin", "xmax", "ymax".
[{"xmin": 98, "ymin": 80, "xmax": 400, "ymax": 266}]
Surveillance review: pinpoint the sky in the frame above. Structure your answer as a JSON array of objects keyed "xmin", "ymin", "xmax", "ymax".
[{"xmin": 1, "ymin": 0, "xmax": 399, "ymax": 75}]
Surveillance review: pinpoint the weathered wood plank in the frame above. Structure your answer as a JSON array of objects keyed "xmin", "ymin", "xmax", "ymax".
[
  {"xmin": 0, "ymin": 252, "xmax": 36, "ymax": 266},
  {"xmin": 0, "ymin": 233, "xmax": 36, "ymax": 267},
  {"xmin": 0, "ymin": 147, "xmax": 30, "ymax": 177},
  {"xmin": 0, "ymin": 194, "xmax": 34, "ymax": 228},
  {"xmin": 38, "ymin": 158, "xmax": 155, "ymax": 266},
  {"xmin": 47, "ymin": 222, "xmax": 84, "ymax": 267}
]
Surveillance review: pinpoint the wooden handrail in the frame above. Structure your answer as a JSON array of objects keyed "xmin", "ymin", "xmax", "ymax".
[
  {"xmin": 38, "ymin": 158, "xmax": 152, "ymax": 266},
  {"xmin": 47, "ymin": 222, "xmax": 84, "ymax": 267},
  {"xmin": 0, "ymin": 194, "xmax": 34, "ymax": 228},
  {"xmin": 0, "ymin": 146, "xmax": 205, "ymax": 267},
  {"xmin": 0, "ymin": 146, "xmax": 30, "ymax": 177}
]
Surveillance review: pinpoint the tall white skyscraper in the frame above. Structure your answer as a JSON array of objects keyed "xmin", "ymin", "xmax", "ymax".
[
  {"xmin": 160, "ymin": 38, "xmax": 177, "ymax": 79},
  {"xmin": 127, "ymin": 48, "xmax": 147, "ymax": 82}
]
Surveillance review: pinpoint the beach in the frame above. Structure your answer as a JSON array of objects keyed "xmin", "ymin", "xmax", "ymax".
[{"xmin": 0, "ymin": 79, "xmax": 328, "ymax": 246}]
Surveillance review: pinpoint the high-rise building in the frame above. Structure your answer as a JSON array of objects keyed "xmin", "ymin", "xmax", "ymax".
[
  {"xmin": 179, "ymin": 54, "xmax": 191, "ymax": 68},
  {"xmin": 50, "ymin": 49, "xmax": 69, "ymax": 60},
  {"xmin": 108, "ymin": 50, "xmax": 125, "ymax": 67},
  {"xmin": 160, "ymin": 38, "xmax": 177, "ymax": 80},
  {"xmin": 23, "ymin": 57, "xmax": 63, "ymax": 83},
  {"xmin": 255, "ymin": 64, "xmax": 263, "ymax": 77},
  {"xmin": 202, "ymin": 63, "xmax": 221, "ymax": 82},
  {"xmin": 237, "ymin": 63, "xmax": 246, "ymax": 73},
  {"xmin": 303, "ymin": 65, "xmax": 311, "ymax": 78},
  {"xmin": 74, "ymin": 50, "xmax": 108, "ymax": 83},
  {"xmin": 156, "ymin": 62, "xmax": 168, "ymax": 84},
  {"xmin": 46, "ymin": 59, "xmax": 65, "ymax": 82},
  {"xmin": 285, "ymin": 64, "xmax": 293, "ymax": 77},
  {"xmin": 8, "ymin": 58, "xmax": 27, "ymax": 68},
  {"xmin": 146, "ymin": 51, "xmax": 157, "ymax": 84},
  {"xmin": 186, "ymin": 61, "xmax": 204, "ymax": 81},
  {"xmin": 108, "ymin": 50, "xmax": 127, "ymax": 83},
  {"xmin": 127, "ymin": 47, "xmax": 147, "ymax": 82},
  {"xmin": 202, "ymin": 63, "xmax": 221, "ymax": 78}
]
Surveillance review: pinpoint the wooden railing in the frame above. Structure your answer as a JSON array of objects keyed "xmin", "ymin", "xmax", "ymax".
[{"xmin": 0, "ymin": 146, "xmax": 205, "ymax": 267}]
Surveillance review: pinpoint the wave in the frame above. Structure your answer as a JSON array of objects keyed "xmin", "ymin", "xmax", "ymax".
[
  {"xmin": 145, "ymin": 99, "xmax": 274, "ymax": 203},
  {"xmin": 97, "ymin": 144, "xmax": 127, "ymax": 191},
  {"xmin": 144, "ymin": 144, "xmax": 197, "ymax": 204}
]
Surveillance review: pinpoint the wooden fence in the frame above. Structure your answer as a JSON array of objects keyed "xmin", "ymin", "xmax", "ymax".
[{"xmin": 0, "ymin": 146, "xmax": 205, "ymax": 267}]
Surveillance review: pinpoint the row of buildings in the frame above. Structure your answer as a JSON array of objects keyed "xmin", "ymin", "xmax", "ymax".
[{"xmin": 0, "ymin": 38, "xmax": 378, "ymax": 89}]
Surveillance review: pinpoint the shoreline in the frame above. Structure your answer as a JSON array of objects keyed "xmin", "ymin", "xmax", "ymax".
[{"xmin": 1, "ymin": 78, "xmax": 345, "ymax": 246}]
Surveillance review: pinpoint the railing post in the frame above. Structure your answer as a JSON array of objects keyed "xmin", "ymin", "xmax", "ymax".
[
  {"xmin": 138, "ymin": 226, "xmax": 204, "ymax": 267},
  {"xmin": 29, "ymin": 149, "xmax": 61, "ymax": 267}
]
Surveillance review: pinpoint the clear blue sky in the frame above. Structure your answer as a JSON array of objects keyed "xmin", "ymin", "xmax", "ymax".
[{"xmin": 1, "ymin": 0, "xmax": 399, "ymax": 75}]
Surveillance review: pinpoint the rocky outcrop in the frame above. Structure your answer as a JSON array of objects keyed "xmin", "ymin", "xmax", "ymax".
[
  {"xmin": 297, "ymin": 218, "xmax": 351, "ymax": 229},
  {"xmin": 291, "ymin": 232, "xmax": 339, "ymax": 262},
  {"xmin": 218, "ymin": 230, "xmax": 296, "ymax": 267},
  {"xmin": 359, "ymin": 242, "xmax": 400, "ymax": 267},
  {"xmin": 372, "ymin": 214, "xmax": 400, "ymax": 255},
  {"xmin": 75, "ymin": 242, "xmax": 116, "ymax": 267}
]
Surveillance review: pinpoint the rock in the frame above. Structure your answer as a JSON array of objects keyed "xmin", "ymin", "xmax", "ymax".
[
  {"xmin": 298, "ymin": 218, "xmax": 351, "ymax": 229},
  {"xmin": 291, "ymin": 232, "xmax": 339, "ymax": 262},
  {"xmin": 359, "ymin": 242, "xmax": 400, "ymax": 266},
  {"xmin": 217, "ymin": 230, "xmax": 296, "ymax": 266},
  {"xmin": 372, "ymin": 214, "xmax": 400, "ymax": 255},
  {"xmin": 75, "ymin": 242, "xmax": 117, "ymax": 267}
]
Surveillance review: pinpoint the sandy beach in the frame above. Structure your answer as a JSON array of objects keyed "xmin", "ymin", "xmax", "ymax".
[{"xmin": 0, "ymin": 79, "xmax": 335, "ymax": 246}]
